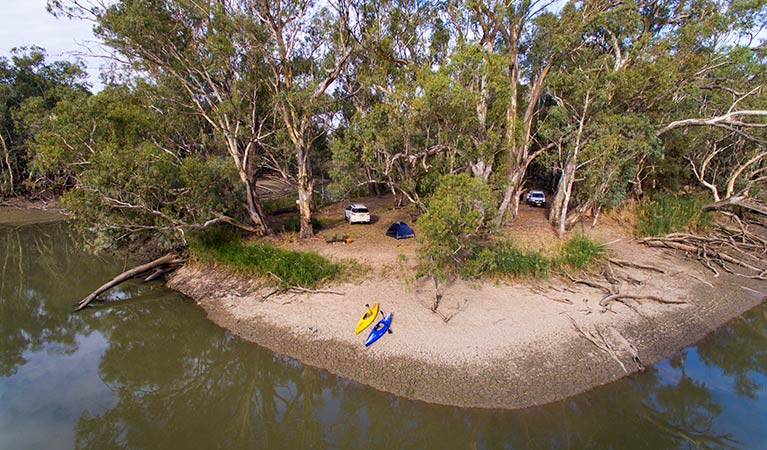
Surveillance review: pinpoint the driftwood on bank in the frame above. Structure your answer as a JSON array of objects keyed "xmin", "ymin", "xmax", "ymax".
[
  {"xmin": 704, "ymin": 196, "xmax": 767, "ymax": 217},
  {"xmin": 565, "ymin": 315, "xmax": 644, "ymax": 373},
  {"xmin": 74, "ymin": 253, "xmax": 185, "ymax": 312},
  {"xmin": 564, "ymin": 267, "xmax": 687, "ymax": 314},
  {"xmin": 639, "ymin": 225, "xmax": 767, "ymax": 280}
]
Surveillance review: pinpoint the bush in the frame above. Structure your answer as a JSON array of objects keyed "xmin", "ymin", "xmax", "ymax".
[
  {"xmin": 417, "ymin": 174, "xmax": 496, "ymax": 280},
  {"xmin": 278, "ymin": 216, "xmax": 322, "ymax": 233},
  {"xmin": 637, "ymin": 193, "xmax": 714, "ymax": 236},
  {"xmin": 463, "ymin": 236, "xmax": 603, "ymax": 279},
  {"xmin": 555, "ymin": 235, "xmax": 605, "ymax": 270},
  {"xmin": 461, "ymin": 244, "xmax": 549, "ymax": 279},
  {"xmin": 489, "ymin": 245, "xmax": 551, "ymax": 278},
  {"xmin": 190, "ymin": 234, "xmax": 339, "ymax": 288}
]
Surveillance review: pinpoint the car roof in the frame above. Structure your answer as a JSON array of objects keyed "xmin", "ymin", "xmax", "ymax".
[
  {"xmin": 349, "ymin": 203, "xmax": 368, "ymax": 208},
  {"xmin": 530, "ymin": 190, "xmax": 545, "ymax": 195}
]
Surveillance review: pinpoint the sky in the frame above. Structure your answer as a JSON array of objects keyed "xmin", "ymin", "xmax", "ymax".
[{"xmin": 0, "ymin": 0, "xmax": 103, "ymax": 91}]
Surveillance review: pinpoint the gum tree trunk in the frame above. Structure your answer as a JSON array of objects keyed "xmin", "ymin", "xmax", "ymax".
[
  {"xmin": 296, "ymin": 144, "xmax": 315, "ymax": 238},
  {"xmin": 550, "ymin": 92, "xmax": 590, "ymax": 237}
]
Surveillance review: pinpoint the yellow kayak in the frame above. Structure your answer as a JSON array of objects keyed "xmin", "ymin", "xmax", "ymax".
[{"xmin": 354, "ymin": 303, "xmax": 379, "ymax": 334}]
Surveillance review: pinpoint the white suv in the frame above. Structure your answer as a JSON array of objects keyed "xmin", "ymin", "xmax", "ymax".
[
  {"xmin": 526, "ymin": 190, "xmax": 547, "ymax": 207},
  {"xmin": 344, "ymin": 203, "xmax": 371, "ymax": 224}
]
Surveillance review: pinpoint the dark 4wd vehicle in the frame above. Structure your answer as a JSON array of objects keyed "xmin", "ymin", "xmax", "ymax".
[{"xmin": 526, "ymin": 190, "xmax": 547, "ymax": 207}]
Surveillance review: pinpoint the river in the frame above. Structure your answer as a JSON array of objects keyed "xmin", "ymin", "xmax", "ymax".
[{"xmin": 1, "ymin": 218, "xmax": 766, "ymax": 449}]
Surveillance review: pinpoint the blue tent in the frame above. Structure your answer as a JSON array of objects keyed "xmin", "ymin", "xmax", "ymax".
[{"xmin": 386, "ymin": 222, "xmax": 415, "ymax": 239}]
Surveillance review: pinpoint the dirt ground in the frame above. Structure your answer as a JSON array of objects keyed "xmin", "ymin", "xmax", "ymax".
[
  {"xmin": 270, "ymin": 195, "xmax": 421, "ymax": 267},
  {"xmin": 169, "ymin": 194, "xmax": 767, "ymax": 409},
  {"xmin": 272, "ymin": 194, "xmax": 585, "ymax": 269}
]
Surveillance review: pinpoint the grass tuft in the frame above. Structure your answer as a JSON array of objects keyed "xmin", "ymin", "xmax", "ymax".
[
  {"xmin": 554, "ymin": 235, "xmax": 605, "ymax": 270},
  {"xmin": 637, "ymin": 193, "xmax": 714, "ymax": 237},
  {"xmin": 464, "ymin": 235, "xmax": 604, "ymax": 279},
  {"xmin": 488, "ymin": 245, "xmax": 551, "ymax": 278},
  {"xmin": 189, "ymin": 229, "xmax": 339, "ymax": 288},
  {"xmin": 462, "ymin": 244, "xmax": 549, "ymax": 279}
]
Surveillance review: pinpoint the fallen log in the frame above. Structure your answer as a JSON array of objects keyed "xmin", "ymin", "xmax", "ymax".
[
  {"xmin": 704, "ymin": 196, "xmax": 767, "ymax": 216},
  {"xmin": 74, "ymin": 253, "xmax": 184, "ymax": 312},
  {"xmin": 145, "ymin": 265, "xmax": 182, "ymax": 282},
  {"xmin": 640, "ymin": 237, "xmax": 764, "ymax": 274}
]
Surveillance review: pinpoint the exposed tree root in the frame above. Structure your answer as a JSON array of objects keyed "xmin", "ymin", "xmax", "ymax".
[
  {"xmin": 260, "ymin": 272, "xmax": 345, "ymax": 302},
  {"xmin": 639, "ymin": 224, "xmax": 767, "ymax": 279},
  {"xmin": 566, "ymin": 315, "xmax": 644, "ymax": 373},
  {"xmin": 565, "ymin": 264, "xmax": 684, "ymax": 314},
  {"xmin": 686, "ymin": 272, "xmax": 714, "ymax": 288},
  {"xmin": 531, "ymin": 286, "xmax": 573, "ymax": 304},
  {"xmin": 599, "ymin": 293, "xmax": 686, "ymax": 309},
  {"xmin": 607, "ymin": 258, "xmax": 666, "ymax": 273},
  {"xmin": 75, "ymin": 253, "xmax": 186, "ymax": 312},
  {"xmin": 260, "ymin": 286, "xmax": 345, "ymax": 302},
  {"xmin": 564, "ymin": 272, "xmax": 610, "ymax": 293}
]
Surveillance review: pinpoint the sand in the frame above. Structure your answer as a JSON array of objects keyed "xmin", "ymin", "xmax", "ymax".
[{"xmin": 167, "ymin": 211, "xmax": 767, "ymax": 409}]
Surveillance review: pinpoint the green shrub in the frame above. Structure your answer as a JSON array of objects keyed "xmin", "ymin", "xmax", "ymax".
[
  {"xmin": 190, "ymin": 235, "xmax": 339, "ymax": 288},
  {"xmin": 417, "ymin": 173, "xmax": 496, "ymax": 280},
  {"xmin": 460, "ymin": 236, "xmax": 605, "ymax": 279},
  {"xmin": 278, "ymin": 216, "xmax": 321, "ymax": 233},
  {"xmin": 555, "ymin": 235, "xmax": 605, "ymax": 270},
  {"xmin": 492, "ymin": 245, "xmax": 551, "ymax": 278},
  {"xmin": 462, "ymin": 244, "xmax": 550, "ymax": 278},
  {"xmin": 637, "ymin": 193, "xmax": 714, "ymax": 236}
]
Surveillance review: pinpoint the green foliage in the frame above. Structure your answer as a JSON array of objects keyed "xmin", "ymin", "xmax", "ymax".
[
  {"xmin": 14, "ymin": 0, "xmax": 767, "ymax": 258},
  {"xmin": 61, "ymin": 148, "xmax": 243, "ymax": 253},
  {"xmin": 637, "ymin": 193, "xmax": 715, "ymax": 237},
  {"xmin": 25, "ymin": 80, "xmax": 243, "ymax": 253},
  {"xmin": 189, "ymin": 234, "xmax": 339, "ymax": 289},
  {"xmin": 463, "ymin": 235, "xmax": 604, "ymax": 279},
  {"xmin": 278, "ymin": 216, "xmax": 321, "ymax": 233},
  {"xmin": 465, "ymin": 245, "xmax": 551, "ymax": 279},
  {"xmin": 0, "ymin": 46, "xmax": 88, "ymax": 196},
  {"xmin": 416, "ymin": 174, "xmax": 496, "ymax": 280},
  {"xmin": 554, "ymin": 235, "xmax": 605, "ymax": 270}
]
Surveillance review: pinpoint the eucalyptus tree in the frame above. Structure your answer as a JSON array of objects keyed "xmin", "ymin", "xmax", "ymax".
[
  {"xmin": 442, "ymin": 0, "xmax": 508, "ymax": 182},
  {"xmin": 541, "ymin": 3, "xmax": 663, "ymax": 234},
  {"xmin": 540, "ymin": 0, "xmax": 767, "ymax": 233},
  {"xmin": 248, "ymin": 0, "xmax": 362, "ymax": 238},
  {"xmin": 50, "ymin": 0, "xmax": 278, "ymax": 234},
  {"xmin": 329, "ymin": 0, "xmax": 454, "ymax": 206},
  {"xmin": 30, "ymin": 82, "xmax": 244, "ymax": 252},
  {"xmin": 0, "ymin": 46, "xmax": 88, "ymax": 197},
  {"xmin": 616, "ymin": 0, "xmax": 767, "ymax": 213},
  {"xmin": 657, "ymin": 48, "xmax": 767, "ymax": 214}
]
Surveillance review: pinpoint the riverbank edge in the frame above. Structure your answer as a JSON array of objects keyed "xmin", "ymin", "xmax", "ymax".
[{"xmin": 167, "ymin": 260, "xmax": 766, "ymax": 410}]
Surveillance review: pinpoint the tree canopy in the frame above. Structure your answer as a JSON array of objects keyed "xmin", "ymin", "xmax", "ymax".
[{"xmin": 1, "ymin": 0, "xmax": 763, "ymax": 252}]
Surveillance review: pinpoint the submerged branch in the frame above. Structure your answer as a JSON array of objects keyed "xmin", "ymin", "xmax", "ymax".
[{"xmin": 74, "ymin": 253, "xmax": 185, "ymax": 312}]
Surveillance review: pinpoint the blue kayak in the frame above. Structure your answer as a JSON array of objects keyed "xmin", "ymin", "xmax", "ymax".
[{"xmin": 364, "ymin": 313, "xmax": 393, "ymax": 347}]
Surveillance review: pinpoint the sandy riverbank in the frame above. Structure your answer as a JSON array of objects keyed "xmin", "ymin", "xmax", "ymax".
[
  {"xmin": 0, "ymin": 201, "xmax": 63, "ymax": 225},
  {"xmin": 167, "ymin": 234, "xmax": 767, "ymax": 409}
]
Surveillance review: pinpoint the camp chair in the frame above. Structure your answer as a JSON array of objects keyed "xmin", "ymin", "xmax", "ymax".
[
  {"xmin": 325, "ymin": 234, "xmax": 334, "ymax": 243},
  {"xmin": 335, "ymin": 231, "xmax": 345, "ymax": 242}
]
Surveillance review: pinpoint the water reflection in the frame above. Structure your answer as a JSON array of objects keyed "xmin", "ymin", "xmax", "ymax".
[
  {"xmin": 0, "ymin": 222, "xmax": 148, "ymax": 377},
  {"xmin": 697, "ymin": 308, "xmax": 767, "ymax": 399},
  {"xmin": 1, "ymin": 221, "xmax": 766, "ymax": 449}
]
